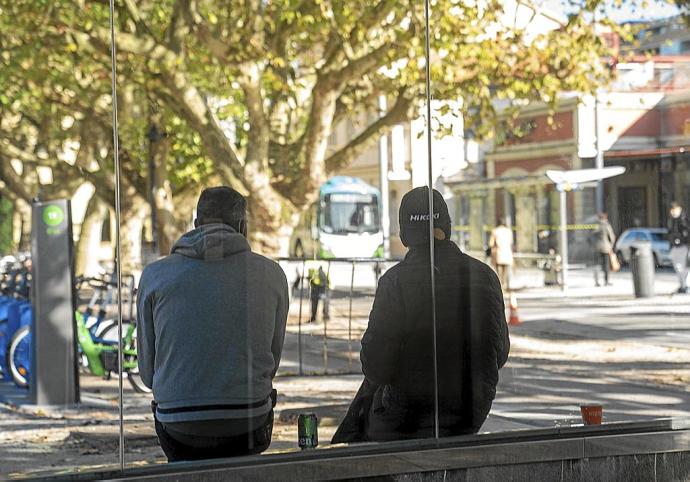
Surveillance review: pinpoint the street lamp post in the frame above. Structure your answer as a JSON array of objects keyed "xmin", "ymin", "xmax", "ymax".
[
  {"xmin": 558, "ymin": 185, "xmax": 569, "ymax": 293},
  {"xmin": 147, "ymin": 124, "xmax": 165, "ymax": 256},
  {"xmin": 546, "ymin": 167, "xmax": 626, "ymax": 293},
  {"xmin": 378, "ymin": 95, "xmax": 391, "ymax": 258},
  {"xmin": 594, "ymin": 92, "xmax": 605, "ymax": 213}
]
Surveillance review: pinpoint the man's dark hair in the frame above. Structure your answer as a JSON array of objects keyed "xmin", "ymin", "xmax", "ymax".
[
  {"xmin": 671, "ymin": 201, "xmax": 682, "ymax": 210},
  {"xmin": 196, "ymin": 187, "xmax": 247, "ymax": 230}
]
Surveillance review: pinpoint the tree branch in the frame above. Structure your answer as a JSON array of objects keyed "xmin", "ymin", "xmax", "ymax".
[
  {"xmin": 325, "ymin": 91, "xmax": 412, "ymax": 172},
  {"xmin": 69, "ymin": 23, "xmax": 247, "ymax": 187},
  {"xmin": 166, "ymin": 0, "xmax": 194, "ymax": 53},
  {"xmin": 154, "ymin": 78, "xmax": 245, "ymax": 181},
  {"xmin": 0, "ymin": 155, "xmax": 34, "ymax": 203},
  {"xmin": 238, "ymin": 62, "xmax": 269, "ymax": 169}
]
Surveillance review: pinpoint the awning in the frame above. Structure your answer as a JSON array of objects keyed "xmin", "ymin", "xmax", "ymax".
[
  {"xmin": 605, "ymin": 146, "xmax": 690, "ymax": 159},
  {"xmin": 444, "ymin": 173, "xmax": 551, "ymax": 191}
]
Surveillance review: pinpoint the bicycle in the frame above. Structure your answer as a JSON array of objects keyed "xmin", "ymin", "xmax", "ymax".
[
  {"xmin": 0, "ymin": 261, "xmax": 32, "ymax": 380},
  {"xmin": 6, "ymin": 275, "xmax": 150, "ymax": 393}
]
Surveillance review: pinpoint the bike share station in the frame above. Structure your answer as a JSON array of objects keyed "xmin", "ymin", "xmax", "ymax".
[{"xmin": 0, "ymin": 199, "xmax": 80, "ymax": 406}]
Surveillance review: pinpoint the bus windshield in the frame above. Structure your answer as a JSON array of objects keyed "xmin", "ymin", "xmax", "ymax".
[{"xmin": 322, "ymin": 193, "xmax": 380, "ymax": 234}]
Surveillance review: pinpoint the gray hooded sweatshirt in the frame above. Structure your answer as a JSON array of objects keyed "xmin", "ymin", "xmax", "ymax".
[{"xmin": 136, "ymin": 224, "xmax": 288, "ymax": 423}]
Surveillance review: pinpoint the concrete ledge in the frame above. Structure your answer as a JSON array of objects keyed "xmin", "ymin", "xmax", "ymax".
[{"xmin": 18, "ymin": 419, "xmax": 690, "ymax": 481}]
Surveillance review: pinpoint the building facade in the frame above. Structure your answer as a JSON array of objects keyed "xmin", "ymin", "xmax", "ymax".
[{"xmin": 445, "ymin": 56, "xmax": 690, "ymax": 263}]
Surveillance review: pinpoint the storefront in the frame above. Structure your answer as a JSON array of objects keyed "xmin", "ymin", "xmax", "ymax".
[{"xmin": 605, "ymin": 149, "xmax": 690, "ymax": 232}]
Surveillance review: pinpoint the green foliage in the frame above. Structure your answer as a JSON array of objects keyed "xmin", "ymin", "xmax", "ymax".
[
  {"xmin": 0, "ymin": 197, "xmax": 13, "ymax": 254},
  {"xmin": 0, "ymin": 0, "xmax": 628, "ymax": 237}
]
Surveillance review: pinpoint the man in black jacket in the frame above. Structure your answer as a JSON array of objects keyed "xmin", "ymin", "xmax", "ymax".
[
  {"xmin": 334, "ymin": 187, "xmax": 509, "ymax": 442},
  {"xmin": 668, "ymin": 201, "xmax": 690, "ymax": 294}
]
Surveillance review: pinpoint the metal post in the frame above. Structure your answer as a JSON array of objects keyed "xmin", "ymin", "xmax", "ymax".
[
  {"xmin": 297, "ymin": 260, "xmax": 305, "ymax": 376},
  {"xmin": 146, "ymin": 124, "xmax": 163, "ymax": 256},
  {"xmin": 423, "ymin": 0, "xmax": 440, "ymax": 441},
  {"xmin": 347, "ymin": 260, "xmax": 355, "ymax": 372},
  {"xmin": 323, "ymin": 261, "xmax": 331, "ymax": 374},
  {"xmin": 148, "ymin": 135, "xmax": 158, "ymax": 254},
  {"xmin": 106, "ymin": 0, "xmax": 125, "ymax": 471},
  {"xmin": 378, "ymin": 95, "xmax": 391, "ymax": 258},
  {"xmin": 559, "ymin": 188, "xmax": 569, "ymax": 293},
  {"xmin": 593, "ymin": 8, "xmax": 605, "ymax": 214},
  {"xmin": 594, "ymin": 93, "xmax": 605, "ymax": 214}
]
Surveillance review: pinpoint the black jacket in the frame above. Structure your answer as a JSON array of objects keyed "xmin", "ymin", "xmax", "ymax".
[
  {"xmin": 668, "ymin": 215, "xmax": 690, "ymax": 247},
  {"xmin": 356, "ymin": 241, "xmax": 509, "ymax": 439}
]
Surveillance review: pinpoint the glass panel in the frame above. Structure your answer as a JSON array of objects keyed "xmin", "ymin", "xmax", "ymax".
[
  {"xmin": 6, "ymin": 0, "xmax": 688, "ymax": 476},
  {"xmin": 112, "ymin": 0, "xmax": 435, "ymax": 465},
  {"xmin": 101, "ymin": 0, "xmax": 690, "ymax": 471},
  {"xmin": 435, "ymin": 0, "xmax": 690, "ymax": 438},
  {"xmin": 0, "ymin": 1, "xmax": 120, "ymax": 476}
]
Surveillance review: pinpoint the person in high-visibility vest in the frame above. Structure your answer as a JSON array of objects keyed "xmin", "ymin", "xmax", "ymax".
[{"xmin": 308, "ymin": 265, "xmax": 330, "ymax": 322}]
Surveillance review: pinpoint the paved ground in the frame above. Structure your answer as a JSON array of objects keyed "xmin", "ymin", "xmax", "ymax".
[{"xmin": 1, "ymin": 265, "xmax": 689, "ymax": 477}]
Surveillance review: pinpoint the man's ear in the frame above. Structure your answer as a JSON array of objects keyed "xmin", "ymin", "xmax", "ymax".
[
  {"xmin": 238, "ymin": 219, "xmax": 248, "ymax": 237},
  {"xmin": 194, "ymin": 218, "xmax": 199, "ymax": 228}
]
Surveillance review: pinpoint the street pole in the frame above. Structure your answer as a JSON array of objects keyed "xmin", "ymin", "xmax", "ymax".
[
  {"xmin": 147, "ymin": 125, "xmax": 162, "ymax": 256},
  {"xmin": 559, "ymin": 187, "xmax": 568, "ymax": 293},
  {"xmin": 593, "ymin": 8, "xmax": 605, "ymax": 214},
  {"xmin": 378, "ymin": 95, "xmax": 391, "ymax": 258},
  {"xmin": 594, "ymin": 92, "xmax": 605, "ymax": 213}
]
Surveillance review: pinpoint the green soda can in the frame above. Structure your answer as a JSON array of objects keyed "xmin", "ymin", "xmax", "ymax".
[{"xmin": 298, "ymin": 413, "xmax": 318, "ymax": 449}]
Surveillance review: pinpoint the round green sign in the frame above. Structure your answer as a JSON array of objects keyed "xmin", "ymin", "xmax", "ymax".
[{"xmin": 43, "ymin": 205, "xmax": 65, "ymax": 227}]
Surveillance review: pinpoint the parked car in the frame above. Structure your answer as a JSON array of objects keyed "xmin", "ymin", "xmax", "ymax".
[{"xmin": 614, "ymin": 228, "xmax": 671, "ymax": 267}]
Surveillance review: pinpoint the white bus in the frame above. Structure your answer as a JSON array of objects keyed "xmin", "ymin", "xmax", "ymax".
[{"xmin": 290, "ymin": 177, "xmax": 383, "ymax": 259}]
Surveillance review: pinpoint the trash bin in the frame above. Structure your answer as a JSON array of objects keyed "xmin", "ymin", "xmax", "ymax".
[{"xmin": 630, "ymin": 242, "xmax": 655, "ymax": 298}]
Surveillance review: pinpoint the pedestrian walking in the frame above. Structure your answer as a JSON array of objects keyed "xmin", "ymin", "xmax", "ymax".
[
  {"xmin": 667, "ymin": 201, "xmax": 690, "ymax": 294},
  {"xmin": 592, "ymin": 212, "xmax": 617, "ymax": 287},
  {"xmin": 488, "ymin": 219, "xmax": 514, "ymax": 291},
  {"xmin": 308, "ymin": 264, "xmax": 330, "ymax": 322}
]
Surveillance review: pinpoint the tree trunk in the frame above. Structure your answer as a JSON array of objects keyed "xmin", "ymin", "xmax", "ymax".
[
  {"xmin": 150, "ymin": 127, "xmax": 179, "ymax": 255},
  {"xmin": 118, "ymin": 199, "xmax": 148, "ymax": 274},
  {"xmin": 243, "ymin": 164, "xmax": 292, "ymax": 256},
  {"xmin": 15, "ymin": 200, "xmax": 31, "ymax": 252},
  {"xmin": 247, "ymin": 194, "xmax": 293, "ymax": 257},
  {"xmin": 156, "ymin": 187, "xmax": 179, "ymax": 255},
  {"xmin": 75, "ymin": 194, "xmax": 108, "ymax": 276}
]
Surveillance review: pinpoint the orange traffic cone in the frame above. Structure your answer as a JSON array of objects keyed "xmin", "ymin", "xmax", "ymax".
[{"xmin": 508, "ymin": 292, "xmax": 521, "ymax": 326}]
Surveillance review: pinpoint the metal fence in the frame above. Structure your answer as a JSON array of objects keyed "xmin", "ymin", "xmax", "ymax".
[
  {"xmin": 274, "ymin": 257, "xmax": 396, "ymax": 377},
  {"xmin": 273, "ymin": 252, "xmax": 566, "ymax": 377}
]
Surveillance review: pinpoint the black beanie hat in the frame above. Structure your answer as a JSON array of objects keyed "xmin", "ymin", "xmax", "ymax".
[{"xmin": 399, "ymin": 187, "xmax": 451, "ymax": 247}]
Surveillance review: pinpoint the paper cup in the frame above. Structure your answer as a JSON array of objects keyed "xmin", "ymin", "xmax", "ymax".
[{"xmin": 580, "ymin": 404, "xmax": 603, "ymax": 425}]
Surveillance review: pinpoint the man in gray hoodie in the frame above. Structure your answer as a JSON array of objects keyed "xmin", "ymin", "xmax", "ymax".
[{"xmin": 137, "ymin": 187, "xmax": 289, "ymax": 461}]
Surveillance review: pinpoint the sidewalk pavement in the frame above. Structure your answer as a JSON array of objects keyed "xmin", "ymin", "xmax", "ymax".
[
  {"xmin": 1, "ymin": 264, "xmax": 688, "ymax": 477},
  {"xmin": 510, "ymin": 266, "xmax": 681, "ymax": 299}
]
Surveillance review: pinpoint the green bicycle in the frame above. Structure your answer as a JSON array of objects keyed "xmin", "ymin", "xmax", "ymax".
[
  {"xmin": 7, "ymin": 276, "xmax": 150, "ymax": 393},
  {"xmin": 8, "ymin": 311, "xmax": 149, "ymax": 393},
  {"xmin": 78, "ymin": 311, "xmax": 150, "ymax": 393}
]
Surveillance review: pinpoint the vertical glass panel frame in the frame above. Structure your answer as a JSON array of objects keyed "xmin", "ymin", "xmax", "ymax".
[
  {"xmin": 427, "ymin": 0, "xmax": 690, "ymax": 440},
  {"xmin": 109, "ymin": 0, "xmax": 443, "ymax": 465},
  {"xmin": 0, "ymin": 0, "xmax": 122, "ymax": 475},
  {"xmin": 103, "ymin": 0, "xmax": 690, "ymax": 473}
]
